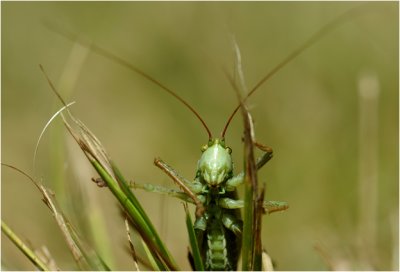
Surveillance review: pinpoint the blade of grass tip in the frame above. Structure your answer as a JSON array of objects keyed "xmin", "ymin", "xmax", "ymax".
[
  {"xmin": 38, "ymin": 64, "xmax": 68, "ymax": 205},
  {"xmin": 226, "ymin": 73, "xmax": 257, "ymax": 270},
  {"xmin": 33, "ymin": 101, "xmax": 76, "ymax": 175},
  {"xmin": 53, "ymin": 42, "xmax": 116, "ymax": 268},
  {"xmin": 46, "ymin": 62, "xmax": 117, "ymax": 267},
  {"xmin": 227, "ymin": 39, "xmax": 259, "ymax": 270},
  {"xmin": 76, "ymin": 119, "xmax": 116, "ymax": 178},
  {"xmin": 183, "ymin": 203, "xmax": 204, "ymax": 271},
  {"xmin": 231, "ymin": 35, "xmax": 248, "ymax": 96},
  {"xmin": 124, "ymin": 216, "xmax": 140, "ymax": 271},
  {"xmin": 40, "ymin": 42, "xmax": 88, "ymax": 209},
  {"xmin": 1, "ymin": 221, "xmax": 50, "ymax": 271}
]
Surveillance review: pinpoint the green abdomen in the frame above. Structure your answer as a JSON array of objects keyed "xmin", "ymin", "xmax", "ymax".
[{"xmin": 205, "ymin": 218, "xmax": 231, "ymax": 270}]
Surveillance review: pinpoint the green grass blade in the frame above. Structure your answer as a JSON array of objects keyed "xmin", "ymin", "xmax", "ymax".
[
  {"xmin": 240, "ymin": 104, "xmax": 261, "ymax": 271},
  {"xmin": 253, "ymin": 186, "xmax": 266, "ymax": 271},
  {"xmin": 1, "ymin": 221, "xmax": 50, "ymax": 271},
  {"xmin": 2, "ymin": 163, "xmax": 103, "ymax": 270},
  {"xmin": 112, "ymin": 164, "xmax": 166, "ymax": 270},
  {"xmin": 42, "ymin": 61, "xmax": 177, "ymax": 270},
  {"xmin": 241, "ymin": 172, "xmax": 256, "ymax": 271},
  {"xmin": 224, "ymin": 40, "xmax": 260, "ymax": 270},
  {"xmin": 184, "ymin": 204, "xmax": 204, "ymax": 271},
  {"xmin": 141, "ymin": 239, "xmax": 165, "ymax": 270},
  {"xmin": 111, "ymin": 162, "xmax": 178, "ymax": 269},
  {"xmin": 39, "ymin": 184, "xmax": 107, "ymax": 270},
  {"xmin": 229, "ymin": 81, "xmax": 258, "ymax": 270},
  {"xmin": 225, "ymin": 57, "xmax": 260, "ymax": 269},
  {"xmin": 91, "ymin": 160, "xmax": 177, "ymax": 270},
  {"xmin": 111, "ymin": 162, "xmax": 152, "ymax": 226},
  {"xmin": 65, "ymin": 222, "xmax": 111, "ymax": 271},
  {"xmin": 53, "ymin": 103, "xmax": 178, "ymax": 269}
]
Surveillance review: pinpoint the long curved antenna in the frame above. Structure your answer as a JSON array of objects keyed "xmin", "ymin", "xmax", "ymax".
[
  {"xmin": 45, "ymin": 23, "xmax": 212, "ymax": 140},
  {"xmin": 221, "ymin": 4, "xmax": 368, "ymax": 138}
]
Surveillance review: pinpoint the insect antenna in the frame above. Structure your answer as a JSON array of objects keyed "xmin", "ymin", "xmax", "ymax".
[
  {"xmin": 220, "ymin": 4, "xmax": 368, "ymax": 138},
  {"xmin": 45, "ymin": 23, "xmax": 213, "ymax": 140}
]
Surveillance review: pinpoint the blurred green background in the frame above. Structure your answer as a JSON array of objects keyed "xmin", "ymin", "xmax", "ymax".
[{"xmin": 2, "ymin": 2, "xmax": 398, "ymax": 270}]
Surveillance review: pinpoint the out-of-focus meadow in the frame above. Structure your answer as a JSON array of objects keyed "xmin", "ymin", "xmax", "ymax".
[{"xmin": 1, "ymin": 2, "xmax": 398, "ymax": 270}]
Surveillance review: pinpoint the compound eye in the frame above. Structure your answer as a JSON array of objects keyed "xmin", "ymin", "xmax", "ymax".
[
  {"xmin": 226, "ymin": 146, "xmax": 232, "ymax": 154},
  {"xmin": 201, "ymin": 144, "xmax": 208, "ymax": 152}
]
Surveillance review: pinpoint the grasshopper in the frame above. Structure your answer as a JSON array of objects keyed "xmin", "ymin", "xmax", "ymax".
[{"xmin": 49, "ymin": 5, "xmax": 371, "ymax": 270}]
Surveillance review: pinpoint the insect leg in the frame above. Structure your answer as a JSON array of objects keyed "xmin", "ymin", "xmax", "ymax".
[
  {"xmin": 263, "ymin": 200, "xmax": 289, "ymax": 214},
  {"xmin": 154, "ymin": 157, "xmax": 205, "ymax": 218},
  {"xmin": 219, "ymin": 198, "xmax": 288, "ymax": 214},
  {"xmin": 225, "ymin": 173, "xmax": 244, "ymax": 191},
  {"xmin": 225, "ymin": 141, "xmax": 273, "ymax": 191},
  {"xmin": 193, "ymin": 213, "xmax": 208, "ymax": 255},
  {"xmin": 221, "ymin": 213, "xmax": 243, "ymax": 236},
  {"xmin": 154, "ymin": 158, "xmax": 203, "ymax": 193},
  {"xmin": 254, "ymin": 141, "xmax": 273, "ymax": 170},
  {"xmin": 130, "ymin": 182, "xmax": 195, "ymax": 203},
  {"xmin": 219, "ymin": 198, "xmax": 244, "ymax": 209}
]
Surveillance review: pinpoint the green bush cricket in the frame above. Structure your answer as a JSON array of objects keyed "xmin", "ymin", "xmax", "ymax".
[
  {"xmin": 46, "ymin": 5, "xmax": 378, "ymax": 270},
  {"xmin": 51, "ymin": 34, "xmax": 289, "ymax": 269}
]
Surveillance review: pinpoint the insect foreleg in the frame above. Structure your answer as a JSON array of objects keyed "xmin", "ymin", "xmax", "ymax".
[
  {"xmin": 225, "ymin": 173, "xmax": 244, "ymax": 191},
  {"xmin": 154, "ymin": 158, "xmax": 205, "ymax": 217},
  {"xmin": 154, "ymin": 158, "xmax": 203, "ymax": 193}
]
